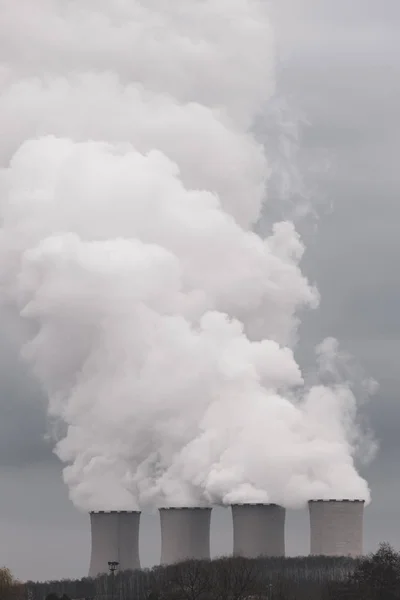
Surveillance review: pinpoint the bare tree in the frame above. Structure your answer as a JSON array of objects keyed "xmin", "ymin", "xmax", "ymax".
[
  {"xmin": 210, "ymin": 557, "xmax": 264, "ymax": 600},
  {"xmin": 0, "ymin": 567, "xmax": 24, "ymax": 600},
  {"xmin": 153, "ymin": 560, "xmax": 211, "ymax": 600}
]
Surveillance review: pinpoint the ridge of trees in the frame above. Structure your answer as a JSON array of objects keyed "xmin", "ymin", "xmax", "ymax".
[{"xmin": 6, "ymin": 543, "xmax": 400, "ymax": 600}]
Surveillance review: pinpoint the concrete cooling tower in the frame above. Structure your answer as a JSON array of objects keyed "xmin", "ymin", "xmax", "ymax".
[
  {"xmin": 308, "ymin": 500, "xmax": 364, "ymax": 557},
  {"xmin": 231, "ymin": 503, "xmax": 286, "ymax": 558},
  {"xmin": 88, "ymin": 511, "xmax": 141, "ymax": 577},
  {"xmin": 159, "ymin": 507, "xmax": 212, "ymax": 565}
]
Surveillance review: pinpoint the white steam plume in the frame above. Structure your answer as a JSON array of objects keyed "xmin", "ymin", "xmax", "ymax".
[{"xmin": 0, "ymin": 0, "xmax": 372, "ymax": 510}]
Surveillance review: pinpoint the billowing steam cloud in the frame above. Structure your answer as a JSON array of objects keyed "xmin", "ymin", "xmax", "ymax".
[{"xmin": 0, "ymin": 0, "xmax": 372, "ymax": 510}]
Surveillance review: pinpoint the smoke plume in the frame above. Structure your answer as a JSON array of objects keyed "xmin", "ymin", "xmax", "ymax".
[{"xmin": 0, "ymin": 0, "xmax": 372, "ymax": 510}]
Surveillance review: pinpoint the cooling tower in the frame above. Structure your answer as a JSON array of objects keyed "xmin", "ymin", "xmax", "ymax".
[
  {"xmin": 88, "ymin": 511, "xmax": 141, "ymax": 577},
  {"xmin": 308, "ymin": 500, "xmax": 364, "ymax": 557},
  {"xmin": 159, "ymin": 507, "xmax": 211, "ymax": 565},
  {"xmin": 231, "ymin": 503, "xmax": 286, "ymax": 558}
]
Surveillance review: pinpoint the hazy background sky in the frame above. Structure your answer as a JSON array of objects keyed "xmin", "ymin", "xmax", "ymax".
[{"xmin": 0, "ymin": 0, "xmax": 399, "ymax": 581}]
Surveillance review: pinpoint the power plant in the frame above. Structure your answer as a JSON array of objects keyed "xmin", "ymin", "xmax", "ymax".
[
  {"xmin": 159, "ymin": 507, "xmax": 212, "ymax": 565},
  {"xmin": 308, "ymin": 500, "xmax": 364, "ymax": 557},
  {"xmin": 86, "ymin": 500, "xmax": 366, "ymax": 571},
  {"xmin": 231, "ymin": 503, "xmax": 286, "ymax": 558},
  {"xmin": 88, "ymin": 511, "xmax": 141, "ymax": 577}
]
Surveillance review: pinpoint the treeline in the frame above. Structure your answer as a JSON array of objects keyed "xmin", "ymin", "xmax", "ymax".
[
  {"xmin": 24, "ymin": 555, "xmax": 355, "ymax": 600},
  {"xmin": 17, "ymin": 543, "xmax": 400, "ymax": 600}
]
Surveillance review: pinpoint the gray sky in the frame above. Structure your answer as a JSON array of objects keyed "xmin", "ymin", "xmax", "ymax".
[{"xmin": 0, "ymin": 0, "xmax": 399, "ymax": 581}]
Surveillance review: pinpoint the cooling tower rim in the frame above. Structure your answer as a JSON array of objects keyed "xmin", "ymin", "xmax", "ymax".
[
  {"xmin": 230, "ymin": 502, "xmax": 284, "ymax": 507},
  {"xmin": 158, "ymin": 506, "xmax": 212, "ymax": 511},
  {"xmin": 308, "ymin": 499, "xmax": 365, "ymax": 504},
  {"xmin": 89, "ymin": 510, "xmax": 142, "ymax": 514}
]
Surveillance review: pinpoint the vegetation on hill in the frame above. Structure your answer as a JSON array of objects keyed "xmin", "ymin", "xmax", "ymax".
[{"xmin": 9, "ymin": 543, "xmax": 400, "ymax": 600}]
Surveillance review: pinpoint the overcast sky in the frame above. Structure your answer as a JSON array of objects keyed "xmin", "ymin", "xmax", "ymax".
[{"xmin": 0, "ymin": 0, "xmax": 399, "ymax": 582}]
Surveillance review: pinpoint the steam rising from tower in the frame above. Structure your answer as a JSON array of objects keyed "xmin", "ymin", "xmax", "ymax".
[
  {"xmin": 159, "ymin": 507, "xmax": 211, "ymax": 565},
  {"xmin": 232, "ymin": 504, "xmax": 285, "ymax": 558},
  {"xmin": 89, "ymin": 511, "xmax": 141, "ymax": 577},
  {"xmin": 0, "ymin": 1, "xmax": 373, "ymax": 512}
]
